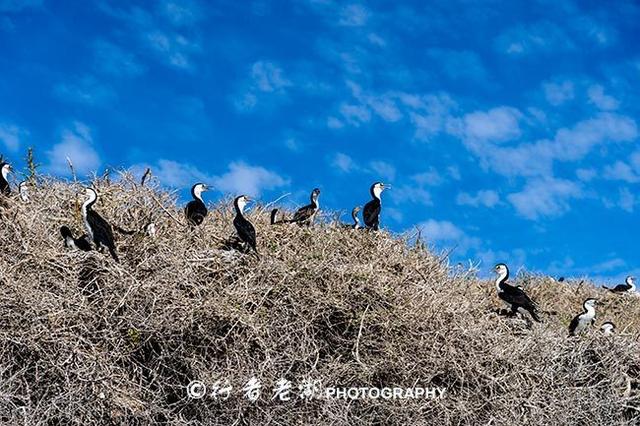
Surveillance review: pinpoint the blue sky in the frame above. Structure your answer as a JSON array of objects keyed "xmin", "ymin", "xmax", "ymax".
[{"xmin": 1, "ymin": 0, "xmax": 638, "ymax": 282}]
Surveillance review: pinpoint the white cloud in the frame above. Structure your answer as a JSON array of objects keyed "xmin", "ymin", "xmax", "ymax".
[
  {"xmin": 455, "ymin": 106, "xmax": 522, "ymax": 143},
  {"xmin": 495, "ymin": 21, "xmax": 575, "ymax": 56},
  {"xmin": 617, "ymin": 188, "xmax": 637, "ymax": 213},
  {"xmin": 0, "ymin": 122, "xmax": 28, "ymax": 152},
  {"xmin": 456, "ymin": 190, "xmax": 500, "ymax": 208},
  {"xmin": 145, "ymin": 31, "xmax": 200, "ymax": 69},
  {"xmin": 416, "ymin": 219, "xmax": 479, "ymax": 254},
  {"xmin": 130, "ymin": 159, "xmax": 288, "ymax": 197},
  {"xmin": 368, "ymin": 160, "xmax": 395, "ymax": 181},
  {"xmin": 576, "ymin": 168, "xmax": 597, "ymax": 182},
  {"xmin": 587, "ymin": 84, "xmax": 619, "ymax": 111},
  {"xmin": 46, "ymin": 122, "xmax": 101, "ymax": 176},
  {"xmin": 507, "ymin": 177, "xmax": 583, "ymax": 220},
  {"xmin": 0, "ymin": 0, "xmax": 42, "ymax": 12},
  {"xmin": 412, "ymin": 168, "xmax": 443, "ymax": 186},
  {"xmin": 603, "ymin": 161, "xmax": 639, "ymax": 183},
  {"xmin": 331, "ymin": 152, "xmax": 356, "ymax": 173},
  {"xmin": 213, "ymin": 161, "xmax": 288, "ymax": 196},
  {"xmin": 542, "ymin": 80, "xmax": 574, "ymax": 106},
  {"xmin": 233, "ymin": 61, "xmax": 292, "ymax": 112},
  {"xmin": 159, "ymin": 0, "xmax": 204, "ymax": 27}
]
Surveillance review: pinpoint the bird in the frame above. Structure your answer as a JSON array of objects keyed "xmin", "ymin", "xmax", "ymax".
[
  {"xmin": 493, "ymin": 263, "xmax": 542, "ymax": 322},
  {"xmin": 185, "ymin": 183, "xmax": 209, "ymax": 226},
  {"xmin": 0, "ymin": 162, "xmax": 11, "ymax": 195},
  {"xmin": 363, "ymin": 182, "xmax": 389, "ymax": 230},
  {"xmin": 568, "ymin": 299, "xmax": 598, "ymax": 336},
  {"xmin": 270, "ymin": 208, "xmax": 280, "ymax": 225},
  {"xmin": 600, "ymin": 321, "xmax": 616, "ymax": 336},
  {"xmin": 60, "ymin": 226, "xmax": 92, "ymax": 252},
  {"xmin": 342, "ymin": 206, "xmax": 362, "ymax": 229},
  {"xmin": 18, "ymin": 181, "xmax": 29, "ymax": 202},
  {"xmin": 288, "ymin": 188, "xmax": 321, "ymax": 225},
  {"xmin": 603, "ymin": 276, "xmax": 636, "ymax": 294},
  {"xmin": 81, "ymin": 187, "xmax": 119, "ymax": 262},
  {"xmin": 233, "ymin": 195, "xmax": 259, "ymax": 257}
]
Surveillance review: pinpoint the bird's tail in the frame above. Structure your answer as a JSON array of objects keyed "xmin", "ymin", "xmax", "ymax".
[{"xmin": 529, "ymin": 308, "xmax": 542, "ymax": 323}]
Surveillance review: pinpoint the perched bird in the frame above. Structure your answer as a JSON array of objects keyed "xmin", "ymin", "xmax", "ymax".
[
  {"xmin": 600, "ymin": 321, "xmax": 616, "ymax": 336},
  {"xmin": 342, "ymin": 206, "xmax": 362, "ymax": 229},
  {"xmin": 270, "ymin": 208, "xmax": 280, "ymax": 225},
  {"xmin": 568, "ymin": 299, "xmax": 598, "ymax": 336},
  {"xmin": 185, "ymin": 183, "xmax": 209, "ymax": 226},
  {"xmin": 233, "ymin": 195, "xmax": 259, "ymax": 257},
  {"xmin": 81, "ymin": 187, "xmax": 119, "ymax": 262},
  {"xmin": 60, "ymin": 226, "xmax": 92, "ymax": 252},
  {"xmin": 289, "ymin": 188, "xmax": 321, "ymax": 225},
  {"xmin": 18, "ymin": 181, "xmax": 29, "ymax": 202},
  {"xmin": 493, "ymin": 263, "xmax": 542, "ymax": 322},
  {"xmin": 363, "ymin": 182, "xmax": 389, "ymax": 230},
  {"xmin": 0, "ymin": 162, "xmax": 11, "ymax": 195},
  {"xmin": 604, "ymin": 276, "xmax": 636, "ymax": 294}
]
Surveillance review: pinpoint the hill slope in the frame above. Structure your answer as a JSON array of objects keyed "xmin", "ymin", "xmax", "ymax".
[{"xmin": 1, "ymin": 176, "xmax": 639, "ymax": 425}]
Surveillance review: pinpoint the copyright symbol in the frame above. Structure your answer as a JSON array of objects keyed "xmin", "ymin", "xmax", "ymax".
[{"xmin": 187, "ymin": 381, "xmax": 207, "ymax": 399}]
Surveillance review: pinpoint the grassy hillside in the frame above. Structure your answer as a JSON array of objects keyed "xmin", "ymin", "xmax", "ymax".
[{"xmin": 1, "ymin": 175, "xmax": 639, "ymax": 425}]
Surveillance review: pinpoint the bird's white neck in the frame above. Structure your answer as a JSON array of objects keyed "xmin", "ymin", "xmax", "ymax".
[
  {"xmin": 495, "ymin": 270, "xmax": 508, "ymax": 291},
  {"xmin": 193, "ymin": 186, "xmax": 204, "ymax": 202},
  {"xmin": 1, "ymin": 165, "xmax": 9, "ymax": 181},
  {"xmin": 82, "ymin": 191, "xmax": 97, "ymax": 213},
  {"xmin": 626, "ymin": 277, "xmax": 636, "ymax": 291},
  {"xmin": 237, "ymin": 199, "xmax": 247, "ymax": 214},
  {"xmin": 373, "ymin": 186, "xmax": 383, "ymax": 200},
  {"xmin": 583, "ymin": 303, "xmax": 596, "ymax": 319},
  {"xmin": 312, "ymin": 194, "xmax": 319, "ymax": 208}
]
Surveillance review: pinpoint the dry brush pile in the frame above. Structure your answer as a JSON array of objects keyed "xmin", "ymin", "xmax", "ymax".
[{"xmin": 1, "ymin": 175, "xmax": 639, "ymax": 425}]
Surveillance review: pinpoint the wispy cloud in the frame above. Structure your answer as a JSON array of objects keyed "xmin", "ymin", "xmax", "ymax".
[
  {"xmin": 93, "ymin": 40, "xmax": 144, "ymax": 78},
  {"xmin": 46, "ymin": 122, "xmax": 101, "ymax": 176},
  {"xmin": 457, "ymin": 190, "xmax": 500, "ymax": 208},
  {"xmin": 0, "ymin": 122, "xmax": 28, "ymax": 152},
  {"xmin": 542, "ymin": 80, "xmax": 575, "ymax": 106},
  {"xmin": 507, "ymin": 177, "xmax": 583, "ymax": 220},
  {"xmin": 233, "ymin": 61, "xmax": 292, "ymax": 112},
  {"xmin": 415, "ymin": 219, "xmax": 480, "ymax": 255},
  {"xmin": 213, "ymin": 161, "xmax": 289, "ymax": 196},
  {"xmin": 587, "ymin": 84, "xmax": 619, "ymax": 111}
]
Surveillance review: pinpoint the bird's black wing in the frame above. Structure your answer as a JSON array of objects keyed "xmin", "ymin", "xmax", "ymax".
[
  {"xmin": 608, "ymin": 284, "xmax": 630, "ymax": 292},
  {"xmin": 362, "ymin": 199, "xmax": 381, "ymax": 229},
  {"xmin": 76, "ymin": 235, "xmax": 93, "ymax": 252},
  {"xmin": 185, "ymin": 200, "xmax": 207, "ymax": 225},
  {"xmin": 498, "ymin": 283, "xmax": 537, "ymax": 310},
  {"xmin": 568, "ymin": 314, "xmax": 581, "ymax": 335},
  {"xmin": 291, "ymin": 204, "xmax": 315, "ymax": 223},
  {"xmin": 234, "ymin": 216, "xmax": 257, "ymax": 249}
]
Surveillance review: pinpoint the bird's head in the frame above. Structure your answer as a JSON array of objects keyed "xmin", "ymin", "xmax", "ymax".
[
  {"xmin": 311, "ymin": 188, "xmax": 321, "ymax": 202},
  {"xmin": 494, "ymin": 263, "xmax": 509, "ymax": 275},
  {"xmin": 370, "ymin": 182, "xmax": 389, "ymax": 199},
  {"xmin": 234, "ymin": 195, "xmax": 251, "ymax": 213},
  {"xmin": 626, "ymin": 276, "xmax": 636, "ymax": 286},
  {"xmin": 192, "ymin": 183, "xmax": 209, "ymax": 200},
  {"xmin": 584, "ymin": 298, "xmax": 598, "ymax": 309},
  {"xmin": 0, "ymin": 162, "xmax": 11, "ymax": 178},
  {"xmin": 352, "ymin": 206, "xmax": 362, "ymax": 215},
  {"xmin": 601, "ymin": 322, "xmax": 615, "ymax": 332}
]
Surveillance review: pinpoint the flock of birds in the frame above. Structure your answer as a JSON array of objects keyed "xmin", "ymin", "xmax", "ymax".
[{"xmin": 1, "ymin": 160, "xmax": 636, "ymax": 338}]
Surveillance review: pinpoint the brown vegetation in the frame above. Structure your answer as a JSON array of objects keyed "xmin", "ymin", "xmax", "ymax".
[{"xmin": 1, "ymin": 175, "xmax": 639, "ymax": 425}]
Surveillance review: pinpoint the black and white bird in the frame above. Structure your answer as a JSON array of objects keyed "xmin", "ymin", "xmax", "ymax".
[
  {"xmin": 342, "ymin": 206, "xmax": 362, "ymax": 229},
  {"xmin": 185, "ymin": 183, "xmax": 209, "ymax": 226},
  {"xmin": 0, "ymin": 162, "xmax": 11, "ymax": 195},
  {"xmin": 233, "ymin": 195, "xmax": 259, "ymax": 257},
  {"xmin": 493, "ymin": 263, "xmax": 542, "ymax": 322},
  {"xmin": 60, "ymin": 226, "xmax": 92, "ymax": 252},
  {"xmin": 270, "ymin": 208, "xmax": 280, "ymax": 225},
  {"xmin": 289, "ymin": 188, "xmax": 321, "ymax": 225},
  {"xmin": 603, "ymin": 276, "xmax": 636, "ymax": 294},
  {"xmin": 18, "ymin": 181, "xmax": 29, "ymax": 202},
  {"xmin": 568, "ymin": 298, "xmax": 598, "ymax": 336},
  {"xmin": 81, "ymin": 187, "xmax": 119, "ymax": 262},
  {"xmin": 363, "ymin": 182, "xmax": 389, "ymax": 230},
  {"xmin": 600, "ymin": 321, "xmax": 616, "ymax": 336}
]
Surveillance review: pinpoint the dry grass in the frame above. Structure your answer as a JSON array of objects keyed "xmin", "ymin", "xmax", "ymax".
[{"xmin": 1, "ymin": 175, "xmax": 639, "ymax": 425}]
